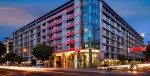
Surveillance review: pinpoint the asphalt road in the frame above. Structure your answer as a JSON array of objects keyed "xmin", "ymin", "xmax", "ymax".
[{"xmin": 0, "ymin": 68, "xmax": 150, "ymax": 76}]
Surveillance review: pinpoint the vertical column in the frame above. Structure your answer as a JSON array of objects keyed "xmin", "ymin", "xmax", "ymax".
[
  {"xmin": 62, "ymin": 14, "xmax": 67, "ymax": 51},
  {"xmin": 54, "ymin": 56, "xmax": 57, "ymax": 68},
  {"xmin": 74, "ymin": 0, "xmax": 81, "ymax": 49},
  {"xmin": 74, "ymin": 52, "xmax": 78, "ymax": 68},
  {"xmin": 45, "ymin": 22, "xmax": 48, "ymax": 45},
  {"xmin": 74, "ymin": 0, "xmax": 82, "ymax": 68},
  {"xmin": 72, "ymin": 54, "xmax": 75, "ymax": 68},
  {"xmin": 99, "ymin": 0, "xmax": 103, "ymax": 66}
]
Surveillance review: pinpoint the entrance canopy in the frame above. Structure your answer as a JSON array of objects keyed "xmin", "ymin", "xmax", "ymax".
[{"xmin": 128, "ymin": 46, "xmax": 147, "ymax": 52}]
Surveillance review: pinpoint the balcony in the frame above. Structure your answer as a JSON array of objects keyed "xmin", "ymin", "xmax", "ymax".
[
  {"xmin": 48, "ymin": 28, "xmax": 62, "ymax": 34},
  {"xmin": 42, "ymin": 39, "xmax": 47, "ymax": 43},
  {"xmin": 41, "ymin": 26, "xmax": 47, "ymax": 31},
  {"xmin": 49, "ymin": 35, "xmax": 62, "ymax": 41},
  {"xmin": 41, "ymin": 33, "xmax": 47, "ymax": 36},
  {"xmin": 66, "ymin": 20, "xmax": 81, "ymax": 29},
  {"xmin": 66, "ymin": 30, "xmax": 81, "ymax": 36},
  {"xmin": 47, "ymin": 19, "xmax": 62, "ymax": 28},
  {"xmin": 66, "ymin": 39, "xmax": 75, "ymax": 45},
  {"xmin": 67, "ymin": 48, "xmax": 75, "ymax": 51},
  {"xmin": 66, "ymin": 14, "xmax": 74, "ymax": 20},
  {"xmin": 50, "ymin": 42, "xmax": 62, "ymax": 47},
  {"xmin": 55, "ymin": 27, "xmax": 62, "ymax": 32},
  {"xmin": 66, "ymin": 31, "xmax": 74, "ymax": 36}
]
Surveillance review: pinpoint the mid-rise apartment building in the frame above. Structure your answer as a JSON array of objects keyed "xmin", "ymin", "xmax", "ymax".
[
  {"xmin": 3, "ymin": 38, "xmax": 14, "ymax": 53},
  {"xmin": 13, "ymin": 0, "xmax": 144, "ymax": 68}
]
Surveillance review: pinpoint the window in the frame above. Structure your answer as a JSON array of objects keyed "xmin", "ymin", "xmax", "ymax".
[
  {"xmin": 106, "ymin": 16, "xmax": 109, "ymax": 23},
  {"xmin": 117, "ymin": 48, "xmax": 120, "ymax": 53},
  {"xmin": 106, "ymin": 38, "xmax": 109, "ymax": 44},
  {"xmin": 42, "ymin": 30, "xmax": 46, "ymax": 33},
  {"xmin": 110, "ymin": 26, "xmax": 114, "ymax": 32},
  {"xmin": 117, "ymin": 36, "xmax": 120, "ymax": 41},
  {"xmin": 106, "ymin": 31, "xmax": 109, "ymax": 37},
  {"xmin": 43, "ymin": 36, "xmax": 46, "ymax": 40},
  {"xmin": 37, "ymin": 38, "xmax": 40, "ymax": 43},
  {"xmin": 111, "ymin": 46, "xmax": 114, "ymax": 52},
  {"xmin": 106, "ymin": 45, "xmax": 109, "ymax": 51},
  {"xmin": 114, "ymin": 22, "xmax": 117, "ymax": 28},
  {"xmin": 111, "ymin": 33, "xmax": 114, "ymax": 39},
  {"xmin": 111, "ymin": 40, "xmax": 114, "ymax": 45},
  {"xmin": 111, "ymin": 53, "xmax": 114, "ymax": 59},
  {"xmin": 105, "ymin": 52, "xmax": 109, "ymax": 59},
  {"xmin": 43, "ymin": 23, "xmax": 46, "ymax": 27},
  {"xmin": 37, "ymin": 32, "xmax": 40, "ymax": 37},
  {"xmin": 106, "ymin": 24, "xmax": 109, "ymax": 30},
  {"xmin": 57, "ymin": 39, "xmax": 62, "ymax": 43}
]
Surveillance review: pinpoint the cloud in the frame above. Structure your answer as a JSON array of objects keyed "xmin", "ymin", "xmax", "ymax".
[{"xmin": 0, "ymin": 7, "xmax": 37, "ymax": 26}]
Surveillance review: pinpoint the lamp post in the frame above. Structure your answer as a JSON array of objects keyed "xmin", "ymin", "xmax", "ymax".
[{"xmin": 88, "ymin": 37, "xmax": 92, "ymax": 69}]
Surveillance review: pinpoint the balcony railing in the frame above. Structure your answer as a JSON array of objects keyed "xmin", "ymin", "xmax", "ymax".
[
  {"xmin": 50, "ymin": 42, "xmax": 62, "ymax": 47},
  {"xmin": 41, "ymin": 2, "xmax": 81, "ymax": 24},
  {"xmin": 66, "ymin": 31, "xmax": 74, "ymax": 36},
  {"xmin": 67, "ymin": 47, "xmax": 80, "ymax": 51},
  {"xmin": 41, "ymin": 26, "xmax": 47, "ymax": 31},
  {"xmin": 48, "ymin": 27, "xmax": 62, "ymax": 34},
  {"xmin": 47, "ymin": 19, "xmax": 62, "ymax": 28},
  {"xmin": 66, "ymin": 38, "xmax": 81, "ymax": 44},
  {"xmin": 41, "ymin": 33, "xmax": 47, "ymax": 36},
  {"xmin": 48, "ymin": 34, "xmax": 62, "ymax": 41},
  {"xmin": 66, "ymin": 20, "xmax": 81, "ymax": 28},
  {"xmin": 67, "ymin": 48, "xmax": 75, "ymax": 51}
]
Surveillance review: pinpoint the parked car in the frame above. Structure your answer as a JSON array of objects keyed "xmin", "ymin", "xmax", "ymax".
[{"xmin": 36, "ymin": 63, "xmax": 44, "ymax": 68}]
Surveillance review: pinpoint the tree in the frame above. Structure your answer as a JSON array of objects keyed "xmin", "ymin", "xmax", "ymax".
[
  {"xmin": 33, "ymin": 44, "xmax": 53, "ymax": 60},
  {"xmin": 146, "ymin": 45, "xmax": 150, "ymax": 61},
  {"xmin": 118, "ymin": 55, "xmax": 126, "ymax": 65},
  {"xmin": 13, "ymin": 55, "xmax": 23, "ymax": 64},
  {"xmin": 4, "ymin": 52, "xmax": 17, "ymax": 62},
  {"xmin": 31, "ymin": 59, "xmax": 36, "ymax": 66},
  {"xmin": 0, "ymin": 57, "xmax": 5, "ymax": 65},
  {"xmin": 0, "ymin": 41, "xmax": 6, "ymax": 57}
]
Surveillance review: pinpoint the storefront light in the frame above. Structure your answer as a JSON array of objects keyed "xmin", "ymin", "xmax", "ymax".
[{"xmin": 85, "ymin": 44, "xmax": 88, "ymax": 48}]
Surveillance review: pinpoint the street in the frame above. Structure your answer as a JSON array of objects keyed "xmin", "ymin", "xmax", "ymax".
[{"xmin": 0, "ymin": 67, "xmax": 150, "ymax": 76}]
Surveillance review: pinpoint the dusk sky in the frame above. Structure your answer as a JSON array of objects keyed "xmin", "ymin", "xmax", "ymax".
[{"xmin": 0, "ymin": 0, "xmax": 150, "ymax": 44}]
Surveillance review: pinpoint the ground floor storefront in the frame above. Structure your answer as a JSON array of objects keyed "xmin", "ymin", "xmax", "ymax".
[
  {"xmin": 19, "ymin": 49, "xmax": 145, "ymax": 68},
  {"xmin": 52, "ymin": 49, "xmax": 100, "ymax": 68}
]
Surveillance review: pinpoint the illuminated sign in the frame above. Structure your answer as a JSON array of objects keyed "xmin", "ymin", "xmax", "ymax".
[{"xmin": 128, "ymin": 46, "xmax": 147, "ymax": 52}]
